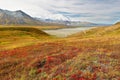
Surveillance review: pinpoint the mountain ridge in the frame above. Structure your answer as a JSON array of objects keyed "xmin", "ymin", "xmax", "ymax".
[
  {"xmin": 0, "ymin": 9, "xmax": 42, "ymax": 25},
  {"xmin": 0, "ymin": 9, "xmax": 111, "ymax": 27}
]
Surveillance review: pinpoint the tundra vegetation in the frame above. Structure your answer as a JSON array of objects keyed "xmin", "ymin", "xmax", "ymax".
[{"xmin": 0, "ymin": 23, "xmax": 120, "ymax": 80}]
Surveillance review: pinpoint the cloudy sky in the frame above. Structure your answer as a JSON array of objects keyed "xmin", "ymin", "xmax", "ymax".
[{"xmin": 0, "ymin": 0, "xmax": 120, "ymax": 24}]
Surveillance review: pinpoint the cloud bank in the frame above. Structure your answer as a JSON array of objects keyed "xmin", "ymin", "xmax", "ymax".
[{"xmin": 0, "ymin": 0, "xmax": 120, "ymax": 23}]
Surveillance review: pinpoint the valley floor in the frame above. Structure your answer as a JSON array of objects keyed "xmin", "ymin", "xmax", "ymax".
[{"xmin": 0, "ymin": 25, "xmax": 120, "ymax": 80}]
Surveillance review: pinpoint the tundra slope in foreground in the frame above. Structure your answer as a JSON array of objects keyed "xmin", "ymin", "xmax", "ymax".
[{"xmin": 0, "ymin": 22, "xmax": 120, "ymax": 80}]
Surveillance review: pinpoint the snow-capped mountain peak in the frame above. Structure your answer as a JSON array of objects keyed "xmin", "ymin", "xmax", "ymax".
[
  {"xmin": 39, "ymin": 14, "xmax": 70, "ymax": 21},
  {"xmin": 49, "ymin": 14, "xmax": 70, "ymax": 21}
]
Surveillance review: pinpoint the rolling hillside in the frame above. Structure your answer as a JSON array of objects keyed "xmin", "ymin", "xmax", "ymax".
[
  {"xmin": 69, "ymin": 22, "xmax": 120, "ymax": 38},
  {"xmin": 0, "ymin": 23, "xmax": 120, "ymax": 80},
  {"xmin": 0, "ymin": 27, "xmax": 54, "ymax": 50},
  {"xmin": 115, "ymin": 22, "xmax": 120, "ymax": 25}
]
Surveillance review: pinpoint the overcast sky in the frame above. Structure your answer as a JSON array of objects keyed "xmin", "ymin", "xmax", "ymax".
[{"xmin": 0, "ymin": 0, "xmax": 120, "ymax": 24}]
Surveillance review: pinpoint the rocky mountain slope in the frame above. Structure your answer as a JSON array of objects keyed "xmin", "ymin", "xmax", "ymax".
[{"xmin": 0, "ymin": 9, "xmax": 41, "ymax": 25}]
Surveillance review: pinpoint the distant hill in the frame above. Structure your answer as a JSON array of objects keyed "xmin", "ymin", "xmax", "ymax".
[
  {"xmin": 115, "ymin": 22, "xmax": 120, "ymax": 25},
  {"xmin": 0, "ymin": 27, "xmax": 53, "ymax": 50},
  {"xmin": 37, "ymin": 18, "xmax": 110, "ymax": 27},
  {"xmin": 67, "ymin": 21, "xmax": 110, "ymax": 27},
  {"xmin": 0, "ymin": 9, "xmax": 42, "ymax": 25},
  {"xmin": 0, "ymin": 27, "xmax": 49, "ymax": 36},
  {"xmin": 69, "ymin": 22, "xmax": 120, "ymax": 38}
]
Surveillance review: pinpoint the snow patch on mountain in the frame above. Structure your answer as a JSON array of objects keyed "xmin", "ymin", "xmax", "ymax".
[{"xmin": 39, "ymin": 14, "xmax": 70, "ymax": 21}]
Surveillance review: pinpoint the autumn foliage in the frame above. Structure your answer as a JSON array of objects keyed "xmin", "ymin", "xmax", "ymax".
[{"xmin": 0, "ymin": 24, "xmax": 120, "ymax": 80}]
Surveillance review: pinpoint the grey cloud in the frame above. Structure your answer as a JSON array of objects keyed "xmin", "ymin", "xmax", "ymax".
[{"xmin": 0, "ymin": 0, "xmax": 120, "ymax": 23}]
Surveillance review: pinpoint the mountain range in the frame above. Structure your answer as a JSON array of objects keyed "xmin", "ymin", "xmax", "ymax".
[
  {"xmin": 0, "ymin": 9, "xmax": 110, "ymax": 27},
  {"xmin": 0, "ymin": 9, "xmax": 42, "ymax": 25}
]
